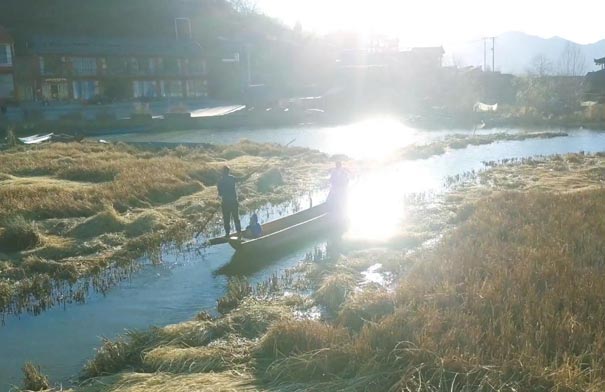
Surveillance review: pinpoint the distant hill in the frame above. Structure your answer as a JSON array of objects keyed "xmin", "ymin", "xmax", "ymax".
[{"xmin": 446, "ymin": 31, "xmax": 605, "ymax": 75}]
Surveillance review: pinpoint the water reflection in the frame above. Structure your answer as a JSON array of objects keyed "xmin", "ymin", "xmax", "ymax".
[
  {"xmin": 344, "ymin": 162, "xmax": 440, "ymax": 242},
  {"xmin": 320, "ymin": 117, "xmax": 423, "ymax": 160}
]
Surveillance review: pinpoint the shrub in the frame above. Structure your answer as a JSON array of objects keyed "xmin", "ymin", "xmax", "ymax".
[{"xmin": 0, "ymin": 215, "xmax": 41, "ymax": 251}]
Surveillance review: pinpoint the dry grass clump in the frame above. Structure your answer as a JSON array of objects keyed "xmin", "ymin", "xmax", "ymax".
[
  {"xmin": 262, "ymin": 347, "xmax": 355, "ymax": 385},
  {"xmin": 67, "ymin": 207, "xmax": 126, "ymax": 239},
  {"xmin": 336, "ymin": 288, "xmax": 395, "ymax": 332},
  {"xmin": 22, "ymin": 256, "xmax": 78, "ymax": 283},
  {"xmin": 142, "ymin": 336, "xmax": 252, "ymax": 374},
  {"xmin": 256, "ymin": 167, "xmax": 284, "ymax": 193},
  {"xmin": 125, "ymin": 210, "xmax": 167, "ymax": 238},
  {"xmin": 255, "ymin": 320, "xmax": 354, "ymax": 385},
  {"xmin": 82, "ymin": 330, "xmax": 159, "ymax": 378},
  {"xmin": 22, "ymin": 362, "xmax": 50, "ymax": 391},
  {"xmin": 0, "ymin": 215, "xmax": 41, "ymax": 252},
  {"xmin": 219, "ymin": 300, "xmax": 293, "ymax": 339},
  {"xmin": 313, "ymin": 272, "xmax": 357, "ymax": 313},
  {"xmin": 257, "ymin": 319, "xmax": 349, "ymax": 359},
  {"xmin": 55, "ymin": 164, "xmax": 118, "ymax": 183},
  {"xmin": 0, "ymin": 280, "xmax": 13, "ymax": 311},
  {"xmin": 82, "ymin": 371, "xmax": 256, "ymax": 392},
  {"xmin": 83, "ymin": 300, "xmax": 291, "ymax": 379},
  {"xmin": 217, "ymin": 277, "xmax": 252, "ymax": 314}
]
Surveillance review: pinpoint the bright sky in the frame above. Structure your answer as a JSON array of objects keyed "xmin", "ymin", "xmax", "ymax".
[{"xmin": 256, "ymin": 0, "xmax": 604, "ymax": 46}]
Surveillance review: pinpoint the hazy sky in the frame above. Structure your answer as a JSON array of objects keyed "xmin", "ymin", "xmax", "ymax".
[{"xmin": 255, "ymin": 0, "xmax": 604, "ymax": 46}]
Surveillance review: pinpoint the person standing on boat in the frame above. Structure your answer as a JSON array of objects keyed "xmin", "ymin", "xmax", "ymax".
[
  {"xmin": 327, "ymin": 160, "xmax": 350, "ymax": 211},
  {"xmin": 218, "ymin": 166, "xmax": 242, "ymax": 237}
]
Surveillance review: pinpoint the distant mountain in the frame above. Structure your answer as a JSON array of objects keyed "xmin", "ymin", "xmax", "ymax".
[{"xmin": 445, "ymin": 31, "xmax": 605, "ymax": 75}]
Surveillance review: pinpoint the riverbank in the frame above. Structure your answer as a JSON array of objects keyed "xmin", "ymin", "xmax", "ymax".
[
  {"xmin": 4, "ymin": 104, "xmax": 605, "ymax": 144},
  {"xmin": 0, "ymin": 140, "xmax": 336, "ymax": 319},
  {"xmin": 43, "ymin": 150, "xmax": 605, "ymax": 392}
]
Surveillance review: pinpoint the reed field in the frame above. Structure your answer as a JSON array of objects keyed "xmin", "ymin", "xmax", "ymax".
[
  {"xmin": 0, "ymin": 140, "xmax": 334, "ymax": 318},
  {"xmin": 30, "ymin": 150, "xmax": 604, "ymax": 392}
]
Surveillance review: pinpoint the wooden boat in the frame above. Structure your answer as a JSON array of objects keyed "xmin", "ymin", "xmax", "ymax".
[
  {"xmin": 18, "ymin": 133, "xmax": 54, "ymax": 145},
  {"xmin": 208, "ymin": 202, "xmax": 344, "ymax": 255}
]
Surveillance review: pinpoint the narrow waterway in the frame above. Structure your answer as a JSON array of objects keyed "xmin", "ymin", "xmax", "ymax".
[{"xmin": 2, "ymin": 120, "xmax": 605, "ymax": 388}]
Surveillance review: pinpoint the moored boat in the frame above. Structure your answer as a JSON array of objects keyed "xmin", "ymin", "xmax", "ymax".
[{"xmin": 207, "ymin": 201, "xmax": 345, "ymax": 253}]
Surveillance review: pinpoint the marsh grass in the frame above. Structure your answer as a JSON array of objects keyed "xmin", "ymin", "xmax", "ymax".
[
  {"xmin": 72, "ymin": 147, "xmax": 605, "ymax": 391},
  {"xmin": 83, "ymin": 300, "xmax": 292, "ymax": 379},
  {"xmin": 217, "ymin": 277, "xmax": 252, "ymax": 314},
  {"xmin": 399, "ymin": 131, "xmax": 567, "ymax": 161},
  {"xmin": 336, "ymin": 288, "xmax": 395, "ymax": 332},
  {"xmin": 0, "ymin": 141, "xmax": 332, "ymax": 318},
  {"xmin": 22, "ymin": 362, "xmax": 50, "ymax": 391},
  {"xmin": 0, "ymin": 215, "xmax": 41, "ymax": 252},
  {"xmin": 313, "ymin": 271, "xmax": 356, "ymax": 314}
]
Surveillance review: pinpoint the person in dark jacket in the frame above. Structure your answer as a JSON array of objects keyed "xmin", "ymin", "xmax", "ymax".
[{"xmin": 217, "ymin": 166, "xmax": 242, "ymax": 237}]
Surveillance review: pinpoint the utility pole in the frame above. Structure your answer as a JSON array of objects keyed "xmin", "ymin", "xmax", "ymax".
[
  {"xmin": 246, "ymin": 44, "xmax": 252, "ymax": 87},
  {"xmin": 483, "ymin": 39, "xmax": 487, "ymax": 71},
  {"xmin": 491, "ymin": 37, "xmax": 496, "ymax": 72}
]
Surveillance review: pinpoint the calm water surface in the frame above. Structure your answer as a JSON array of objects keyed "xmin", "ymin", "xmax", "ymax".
[{"xmin": 2, "ymin": 119, "xmax": 605, "ymax": 388}]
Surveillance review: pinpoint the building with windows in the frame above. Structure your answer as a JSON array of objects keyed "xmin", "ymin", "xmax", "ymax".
[
  {"xmin": 0, "ymin": 25, "xmax": 15, "ymax": 102},
  {"xmin": 14, "ymin": 35, "xmax": 208, "ymax": 102}
]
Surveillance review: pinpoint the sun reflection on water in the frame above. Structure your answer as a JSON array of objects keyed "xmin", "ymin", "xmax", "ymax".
[
  {"xmin": 343, "ymin": 163, "xmax": 440, "ymax": 241},
  {"xmin": 322, "ymin": 117, "xmax": 423, "ymax": 160}
]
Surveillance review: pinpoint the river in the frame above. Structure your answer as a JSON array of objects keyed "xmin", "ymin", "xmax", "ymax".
[{"xmin": 2, "ymin": 118, "xmax": 605, "ymax": 389}]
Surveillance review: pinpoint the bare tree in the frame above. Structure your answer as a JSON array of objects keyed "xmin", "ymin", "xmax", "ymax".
[
  {"xmin": 230, "ymin": 0, "xmax": 257, "ymax": 14},
  {"xmin": 557, "ymin": 42, "xmax": 587, "ymax": 76},
  {"xmin": 527, "ymin": 54, "xmax": 553, "ymax": 77}
]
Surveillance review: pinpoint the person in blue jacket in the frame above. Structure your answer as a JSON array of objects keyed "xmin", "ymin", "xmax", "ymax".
[{"xmin": 246, "ymin": 213, "xmax": 263, "ymax": 238}]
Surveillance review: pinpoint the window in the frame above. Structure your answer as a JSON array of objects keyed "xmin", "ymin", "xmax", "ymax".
[
  {"xmin": 0, "ymin": 44, "xmax": 12, "ymax": 66},
  {"xmin": 40, "ymin": 56, "xmax": 64, "ymax": 75},
  {"xmin": 42, "ymin": 80, "xmax": 69, "ymax": 100},
  {"xmin": 162, "ymin": 80, "xmax": 183, "ymax": 97},
  {"xmin": 133, "ymin": 80, "xmax": 158, "ymax": 98},
  {"xmin": 73, "ymin": 80, "xmax": 99, "ymax": 101},
  {"xmin": 71, "ymin": 57, "xmax": 97, "ymax": 76},
  {"xmin": 0, "ymin": 74, "xmax": 14, "ymax": 98},
  {"xmin": 185, "ymin": 79, "xmax": 207, "ymax": 97}
]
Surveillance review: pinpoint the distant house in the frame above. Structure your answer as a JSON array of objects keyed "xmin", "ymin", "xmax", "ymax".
[
  {"xmin": 399, "ymin": 46, "xmax": 445, "ymax": 69},
  {"xmin": 595, "ymin": 57, "xmax": 605, "ymax": 71},
  {"xmin": 0, "ymin": 25, "xmax": 15, "ymax": 102},
  {"xmin": 13, "ymin": 35, "xmax": 208, "ymax": 102}
]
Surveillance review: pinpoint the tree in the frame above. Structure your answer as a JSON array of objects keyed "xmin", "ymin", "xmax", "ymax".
[
  {"xmin": 527, "ymin": 54, "xmax": 553, "ymax": 77},
  {"xmin": 557, "ymin": 42, "xmax": 587, "ymax": 76},
  {"xmin": 230, "ymin": 0, "xmax": 257, "ymax": 14}
]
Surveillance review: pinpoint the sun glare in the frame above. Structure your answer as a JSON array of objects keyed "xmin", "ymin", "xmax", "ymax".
[
  {"xmin": 322, "ymin": 117, "xmax": 421, "ymax": 160},
  {"xmin": 343, "ymin": 157, "xmax": 443, "ymax": 242},
  {"xmin": 345, "ymin": 169, "xmax": 406, "ymax": 241}
]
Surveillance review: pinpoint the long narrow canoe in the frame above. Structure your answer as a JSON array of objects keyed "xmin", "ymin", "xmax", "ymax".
[{"xmin": 207, "ymin": 202, "xmax": 342, "ymax": 253}]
